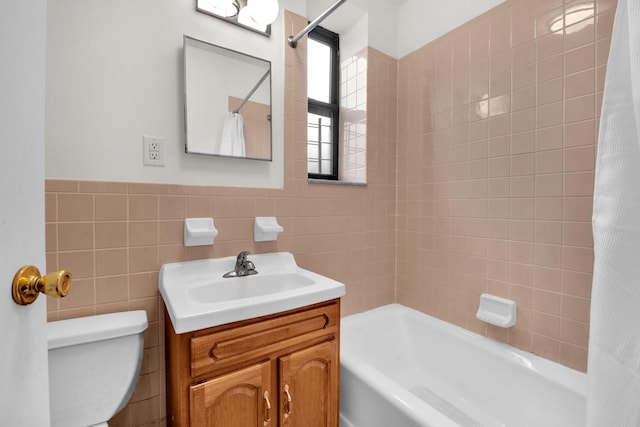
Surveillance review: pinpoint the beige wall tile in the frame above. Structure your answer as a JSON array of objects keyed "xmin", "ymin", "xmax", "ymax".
[
  {"xmin": 535, "ymin": 197, "xmax": 563, "ymax": 220},
  {"xmin": 130, "ymin": 221, "xmax": 159, "ymax": 247},
  {"xmin": 58, "ymin": 250, "xmax": 94, "ymax": 279},
  {"xmin": 95, "ymin": 222, "xmax": 127, "ymax": 249},
  {"xmin": 565, "ymin": 18, "xmax": 595, "ymax": 52},
  {"xmin": 565, "ymin": 94, "xmax": 596, "ymax": 123},
  {"xmin": 534, "ymin": 266, "xmax": 562, "ymax": 291},
  {"xmin": 565, "ymin": 171, "xmax": 595, "ymax": 196},
  {"xmin": 536, "ymin": 125, "xmax": 564, "ymax": 151},
  {"xmin": 129, "ymin": 246, "xmax": 159, "ymax": 274},
  {"xmin": 45, "ymin": 179, "xmax": 78, "ymax": 193},
  {"xmin": 129, "ymin": 195, "xmax": 158, "ymax": 220},
  {"xmin": 45, "ymin": 194, "xmax": 57, "ymax": 222},
  {"xmin": 46, "ymin": 223, "xmax": 57, "ymax": 252},
  {"xmin": 58, "ymin": 194, "xmax": 93, "ymax": 221},
  {"xmin": 565, "ymin": 43, "xmax": 595, "ymax": 75},
  {"xmin": 560, "ymin": 342, "xmax": 588, "ymax": 371},
  {"xmin": 563, "ymin": 269, "xmax": 593, "ymax": 298},
  {"xmin": 566, "ymin": 69, "xmax": 596, "ymax": 99},
  {"xmin": 96, "ymin": 248, "xmax": 128, "ymax": 277},
  {"xmin": 96, "ymin": 194, "xmax": 127, "ymax": 221},
  {"xmin": 536, "ymin": 149, "xmax": 564, "ymax": 174},
  {"xmin": 159, "ymin": 196, "xmax": 186, "ymax": 220},
  {"xmin": 96, "ymin": 275, "xmax": 128, "ymax": 304},
  {"xmin": 129, "ymin": 272, "xmax": 160, "ymax": 300},
  {"xmin": 58, "ymin": 222, "xmax": 93, "ymax": 251}
]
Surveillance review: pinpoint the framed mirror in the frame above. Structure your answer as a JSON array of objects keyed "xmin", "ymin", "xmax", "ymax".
[
  {"xmin": 196, "ymin": 0, "xmax": 275, "ymax": 37},
  {"xmin": 184, "ymin": 36, "xmax": 272, "ymax": 161}
]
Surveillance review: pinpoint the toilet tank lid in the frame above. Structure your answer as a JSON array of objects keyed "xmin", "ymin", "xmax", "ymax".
[{"xmin": 47, "ymin": 310, "xmax": 148, "ymax": 350}]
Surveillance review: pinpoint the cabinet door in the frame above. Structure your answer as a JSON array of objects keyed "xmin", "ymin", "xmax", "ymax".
[
  {"xmin": 279, "ymin": 340, "xmax": 338, "ymax": 427},
  {"xmin": 190, "ymin": 360, "xmax": 273, "ymax": 427}
]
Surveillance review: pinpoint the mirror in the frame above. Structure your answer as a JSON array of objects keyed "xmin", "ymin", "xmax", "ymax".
[
  {"xmin": 196, "ymin": 0, "xmax": 274, "ymax": 37},
  {"xmin": 184, "ymin": 36, "xmax": 272, "ymax": 160}
]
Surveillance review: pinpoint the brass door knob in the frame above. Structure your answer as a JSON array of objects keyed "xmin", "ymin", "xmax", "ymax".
[{"xmin": 12, "ymin": 265, "xmax": 72, "ymax": 306}]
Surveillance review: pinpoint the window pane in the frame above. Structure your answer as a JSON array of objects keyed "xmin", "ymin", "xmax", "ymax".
[
  {"xmin": 321, "ymin": 143, "xmax": 332, "ymax": 158},
  {"xmin": 308, "ymin": 159, "xmax": 319, "ymax": 174},
  {"xmin": 307, "ymin": 38, "xmax": 331, "ymax": 103},
  {"xmin": 307, "ymin": 112, "xmax": 333, "ymax": 176}
]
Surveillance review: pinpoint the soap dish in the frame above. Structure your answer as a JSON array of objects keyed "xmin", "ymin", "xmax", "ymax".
[
  {"xmin": 254, "ymin": 217, "xmax": 284, "ymax": 242},
  {"xmin": 184, "ymin": 218, "xmax": 218, "ymax": 247},
  {"xmin": 476, "ymin": 294, "xmax": 516, "ymax": 328}
]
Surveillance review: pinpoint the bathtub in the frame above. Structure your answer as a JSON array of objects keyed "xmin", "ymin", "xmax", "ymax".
[{"xmin": 340, "ymin": 304, "xmax": 586, "ymax": 427}]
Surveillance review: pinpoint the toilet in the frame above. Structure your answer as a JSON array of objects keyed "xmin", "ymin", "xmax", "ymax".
[{"xmin": 47, "ymin": 310, "xmax": 148, "ymax": 427}]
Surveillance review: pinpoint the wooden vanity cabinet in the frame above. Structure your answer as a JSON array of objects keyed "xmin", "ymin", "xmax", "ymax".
[{"xmin": 166, "ymin": 299, "xmax": 340, "ymax": 427}]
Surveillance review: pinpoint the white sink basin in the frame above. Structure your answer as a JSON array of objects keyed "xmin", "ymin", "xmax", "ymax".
[{"xmin": 159, "ymin": 252, "xmax": 345, "ymax": 333}]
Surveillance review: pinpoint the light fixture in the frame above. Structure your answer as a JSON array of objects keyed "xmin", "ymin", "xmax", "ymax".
[
  {"xmin": 202, "ymin": 0, "xmax": 240, "ymax": 18},
  {"xmin": 247, "ymin": 0, "xmax": 279, "ymax": 26},
  {"xmin": 196, "ymin": 0, "xmax": 278, "ymax": 36},
  {"xmin": 238, "ymin": 6, "xmax": 267, "ymax": 32}
]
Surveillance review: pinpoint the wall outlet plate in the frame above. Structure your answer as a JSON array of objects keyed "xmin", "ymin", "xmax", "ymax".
[{"xmin": 143, "ymin": 135, "xmax": 164, "ymax": 166}]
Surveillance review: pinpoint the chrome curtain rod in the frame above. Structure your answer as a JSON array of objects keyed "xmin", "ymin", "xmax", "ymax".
[
  {"xmin": 288, "ymin": 0, "xmax": 347, "ymax": 48},
  {"xmin": 232, "ymin": 69, "xmax": 271, "ymax": 114}
]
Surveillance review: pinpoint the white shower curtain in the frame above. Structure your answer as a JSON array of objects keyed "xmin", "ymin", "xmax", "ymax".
[
  {"xmin": 219, "ymin": 112, "xmax": 246, "ymax": 157},
  {"xmin": 588, "ymin": 0, "xmax": 640, "ymax": 425}
]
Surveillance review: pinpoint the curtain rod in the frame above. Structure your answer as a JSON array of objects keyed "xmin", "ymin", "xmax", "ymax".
[
  {"xmin": 288, "ymin": 0, "xmax": 347, "ymax": 48},
  {"xmin": 232, "ymin": 69, "xmax": 271, "ymax": 114}
]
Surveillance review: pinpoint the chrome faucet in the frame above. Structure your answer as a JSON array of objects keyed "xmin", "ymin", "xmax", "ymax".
[{"xmin": 223, "ymin": 251, "xmax": 258, "ymax": 278}]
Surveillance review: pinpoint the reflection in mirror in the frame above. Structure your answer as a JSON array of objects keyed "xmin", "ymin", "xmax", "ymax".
[
  {"xmin": 184, "ymin": 36, "xmax": 272, "ymax": 160},
  {"xmin": 196, "ymin": 0, "xmax": 279, "ymax": 37}
]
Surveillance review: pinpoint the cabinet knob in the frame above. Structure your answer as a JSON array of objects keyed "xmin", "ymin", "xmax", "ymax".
[{"xmin": 12, "ymin": 265, "xmax": 72, "ymax": 306}]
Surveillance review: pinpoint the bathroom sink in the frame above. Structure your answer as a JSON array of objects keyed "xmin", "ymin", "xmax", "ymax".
[{"xmin": 159, "ymin": 252, "xmax": 345, "ymax": 333}]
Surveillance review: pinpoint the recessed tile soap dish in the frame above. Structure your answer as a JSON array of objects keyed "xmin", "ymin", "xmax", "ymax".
[
  {"xmin": 184, "ymin": 218, "xmax": 218, "ymax": 247},
  {"xmin": 476, "ymin": 294, "xmax": 516, "ymax": 328},
  {"xmin": 254, "ymin": 217, "xmax": 283, "ymax": 242}
]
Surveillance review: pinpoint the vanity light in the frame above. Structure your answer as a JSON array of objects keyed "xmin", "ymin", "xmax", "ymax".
[
  {"xmin": 202, "ymin": 0, "xmax": 240, "ymax": 17},
  {"xmin": 238, "ymin": 0, "xmax": 279, "ymax": 31},
  {"xmin": 247, "ymin": 0, "xmax": 279, "ymax": 25},
  {"xmin": 238, "ymin": 6, "xmax": 267, "ymax": 32},
  {"xmin": 196, "ymin": 0, "xmax": 278, "ymax": 36}
]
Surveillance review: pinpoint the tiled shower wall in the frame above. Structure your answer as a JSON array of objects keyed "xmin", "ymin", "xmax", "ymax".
[
  {"xmin": 44, "ymin": 11, "xmax": 397, "ymax": 426},
  {"xmin": 396, "ymin": 0, "xmax": 614, "ymax": 371},
  {"xmin": 341, "ymin": 48, "xmax": 369, "ymax": 183}
]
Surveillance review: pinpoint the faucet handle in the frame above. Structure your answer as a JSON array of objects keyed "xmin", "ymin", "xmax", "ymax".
[{"xmin": 237, "ymin": 251, "xmax": 251, "ymax": 261}]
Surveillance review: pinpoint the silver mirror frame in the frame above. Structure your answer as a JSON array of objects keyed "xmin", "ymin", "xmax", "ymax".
[{"xmin": 183, "ymin": 35, "xmax": 273, "ymax": 161}]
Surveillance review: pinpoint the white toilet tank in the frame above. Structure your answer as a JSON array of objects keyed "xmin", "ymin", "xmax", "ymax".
[{"xmin": 47, "ymin": 310, "xmax": 148, "ymax": 427}]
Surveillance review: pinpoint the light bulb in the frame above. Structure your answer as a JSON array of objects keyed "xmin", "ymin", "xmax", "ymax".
[
  {"xmin": 238, "ymin": 6, "xmax": 267, "ymax": 32},
  {"xmin": 247, "ymin": 0, "xmax": 279, "ymax": 25}
]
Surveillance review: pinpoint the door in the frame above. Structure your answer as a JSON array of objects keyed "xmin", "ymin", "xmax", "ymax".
[
  {"xmin": 190, "ymin": 361, "xmax": 273, "ymax": 427},
  {"xmin": 279, "ymin": 340, "xmax": 339, "ymax": 427},
  {"xmin": 0, "ymin": 0, "xmax": 50, "ymax": 426}
]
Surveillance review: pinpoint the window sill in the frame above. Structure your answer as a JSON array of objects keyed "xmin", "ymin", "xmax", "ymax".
[{"xmin": 308, "ymin": 178, "xmax": 367, "ymax": 187}]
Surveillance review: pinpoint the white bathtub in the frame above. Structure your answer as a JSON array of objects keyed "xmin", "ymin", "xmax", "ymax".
[{"xmin": 340, "ymin": 304, "xmax": 586, "ymax": 427}]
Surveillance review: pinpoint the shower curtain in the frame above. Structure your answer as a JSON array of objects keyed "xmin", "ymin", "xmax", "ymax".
[
  {"xmin": 219, "ymin": 112, "xmax": 246, "ymax": 157},
  {"xmin": 588, "ymin": 0, "xmax": 640, "ymax": 425}
]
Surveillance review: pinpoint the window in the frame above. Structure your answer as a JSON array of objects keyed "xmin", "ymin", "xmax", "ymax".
[{"xmin": 307, "ymin": 26, "xmax": 339, "ymax": 180}]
